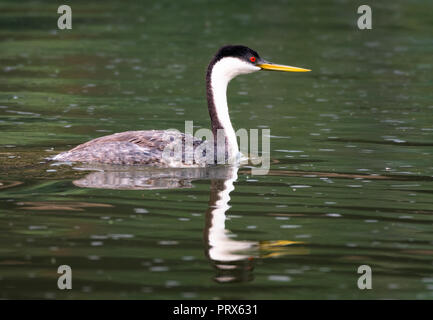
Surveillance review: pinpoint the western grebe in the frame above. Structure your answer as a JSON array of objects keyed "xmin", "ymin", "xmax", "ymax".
[{"xmin": 53, "ymin": 45, "xmax": 310, "ymax": 166}]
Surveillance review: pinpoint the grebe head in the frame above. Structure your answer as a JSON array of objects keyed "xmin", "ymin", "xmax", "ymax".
[
  {"xmin": 208, "ymin": 45, "xmax": 311, "ymax": 82},
  {"xmin": 209, "ymin": 45, "xmax": 262, "ymax": 80}
]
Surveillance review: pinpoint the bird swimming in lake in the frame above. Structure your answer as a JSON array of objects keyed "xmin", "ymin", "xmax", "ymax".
[{"xmin": 53, "ymin": 45, "xmax": 310, "ymax": 166}]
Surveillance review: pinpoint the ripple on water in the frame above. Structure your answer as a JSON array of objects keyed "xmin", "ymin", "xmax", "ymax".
[
  {"xmin": 364, "ymin": 220, "xmax": 378, "ymax": 223},
  {"xmin": 182, "ymin": 292, "xmax": 197, "ymax": 298},
  {"xmin": 181, "ymin": 256, "xmax": 195, "ymax": 261},
  {"xmin": 158, "ymin": 240, "xmax": 179, "ymax": 245},
  {"xmin": 275, "ymin": 149, "xmax": 304, "ymax": 153},
  {"xmin": 326, "ymin": 213, "xmax": 342, "ymax": 217},
  {"xmin": 134, "ymin": 208, "xmax": 149, "ymax": 214},
  {"xmin": 150, "ymin": 266, "xmax": 169, "ymax": 272},
  {"xmin": 165, "ymin": 280, "xmax": 180, "ymax": 287},
  {"xmin": 268, "ymin": 275, "xmax": 291, "ymax": 282},
  {"xmin": 28, "ymin": 225, "xmax": 47, "ymax": 230},
  {"xmin": 280, "ymin": 225, "xmax": 301, "ymax": 229},
  {"xmin": 109, "ymin": 234, "xmax": 134, "ymax": 240},
  {"xmin": 289, "ymin": 185, "xmax": 311, "ymax": 189}
]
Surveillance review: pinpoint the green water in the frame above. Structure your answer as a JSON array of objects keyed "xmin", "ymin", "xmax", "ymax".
[{"xmin": 0, "ymin": 0, "xmax": 432, "ymax": 299}]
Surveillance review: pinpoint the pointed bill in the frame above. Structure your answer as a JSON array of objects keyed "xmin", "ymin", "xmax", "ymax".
[{"xmin": 258, "ymin": 63, "xmax": 311, "ymax": 72}]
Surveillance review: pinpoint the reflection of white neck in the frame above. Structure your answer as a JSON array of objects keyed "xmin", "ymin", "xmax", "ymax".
[
  {"xmin": 208, "ymin": 166, "xmax": 257, "ymax": 262},
  {"xmin": 210, "ymin": 57, "xmax": 260, "ymax": 159}
]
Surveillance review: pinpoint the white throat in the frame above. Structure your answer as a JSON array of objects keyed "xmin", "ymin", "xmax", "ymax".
[{"xmin": 209, "ymin": 57, "xmax": 260, "ymax": 160}]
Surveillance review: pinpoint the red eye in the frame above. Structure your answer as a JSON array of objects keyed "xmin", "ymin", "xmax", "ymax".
[{"xmin": 250, "ymin": 56, "xmax": 256, "ymax": 63}]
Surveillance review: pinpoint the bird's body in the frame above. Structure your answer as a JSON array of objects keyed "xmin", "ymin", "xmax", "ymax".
[
  {"xmin": 53, "ymin": 130, "xmax": 207, "ymax": 166},
  {"xmin": 53, "ymin": 45, "xmax": 310, "ymax": 166}
]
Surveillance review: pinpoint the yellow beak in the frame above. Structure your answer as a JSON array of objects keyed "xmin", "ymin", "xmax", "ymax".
[{"xmin": 258, "ymin": 63, "xmax": 311, "ymax": 72}]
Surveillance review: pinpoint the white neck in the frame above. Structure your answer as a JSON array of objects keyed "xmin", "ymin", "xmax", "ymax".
[{"xmin": 209, "ymin": 57, "xmax": 260, "ymax": 160}]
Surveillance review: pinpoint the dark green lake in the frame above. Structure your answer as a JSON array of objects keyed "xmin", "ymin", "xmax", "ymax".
[{"xmin": 0, "ymin": 0, "xmax": 432, "ymax": 299}]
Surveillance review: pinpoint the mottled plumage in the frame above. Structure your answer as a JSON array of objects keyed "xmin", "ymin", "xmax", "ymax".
[{"xmin": 53, "ymin": 130, "xmax": 208, "ymax": 166}]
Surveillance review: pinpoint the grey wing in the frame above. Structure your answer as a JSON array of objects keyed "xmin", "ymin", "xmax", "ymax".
[{"xmin": 52, "ymin": 130, "xmax": 206, "ymax": 166}]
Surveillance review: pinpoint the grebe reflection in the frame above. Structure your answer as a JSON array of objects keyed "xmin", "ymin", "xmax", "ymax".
[{"xmin": 70, "ymin": 165, "xmax": 307, "ymax": 283}]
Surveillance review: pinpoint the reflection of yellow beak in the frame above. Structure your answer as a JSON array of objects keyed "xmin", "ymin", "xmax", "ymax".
[
  {"xmin": 258, "ymin": 63, "xmax": 311, "ymax": 72},
  {"xmin": 260, "ymin": 240, "xmax": 304, "ymax": 249},
  {"xmin": 259, "ymin": 240, "xmax": 309, "ymax": 258}
]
